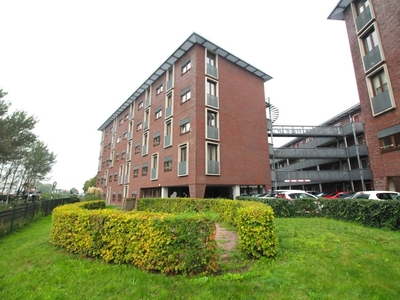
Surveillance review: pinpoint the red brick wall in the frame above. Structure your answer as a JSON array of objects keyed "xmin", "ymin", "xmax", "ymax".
[
  {"xmin": 344, "ymin": 0, "xmax": 400, "ymax": 190},
  {"xmin": 98, "ymin": 43, "xmax": 271, "ymax": 199}
]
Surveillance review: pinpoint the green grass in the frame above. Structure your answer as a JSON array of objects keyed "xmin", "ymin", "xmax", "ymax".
[{"xmin": 1, "ymin": 216, "xmax": 400, "ymax": 299}]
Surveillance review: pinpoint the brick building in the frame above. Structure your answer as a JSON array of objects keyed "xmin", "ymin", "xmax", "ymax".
[
  {"xmin": 97, "ymin": 33, "xmax": 272, "ymax": 204},
  {"xmin": 329, "ymin": 0, "xmax": 400, "ymax": 191}
]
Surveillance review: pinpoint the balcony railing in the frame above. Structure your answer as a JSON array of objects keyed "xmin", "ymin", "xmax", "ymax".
[
  {"xmin": 178, "ymin": 161, "xmax": 187, "ymax": 176},
  {"xmin": 207, "ymin": 94, "xmax": 219, "ymax": 108},
  {"xmin": 363, "ymin": 45, "xmax": 382, "ymax": 71},
  {"xmin": 207, "ymin": 160, "xmax": 220, "ymax": 175},
  {"xmin": 207, "ymin": 64, "xmax": 218, "ymax": 78},
  {"xmin": 371, "ymin": 90, "xmax": 392, "ymax": 115},
  {"xmin": 207, "ymin": 126, "xmax": 219, "ymax": 140}
]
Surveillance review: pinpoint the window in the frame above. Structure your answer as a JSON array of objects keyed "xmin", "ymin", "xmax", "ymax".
[
  {"xmin": 362, "ymin": 28, "xmax": 378, "ymax": 54},
  {"xmin": 117, "ymin": 136, "xmax": 121, "ymax": 143},
  {"xmin": 119, "ymin": 118, "xmax": 123, "ymax": 125},
  {"xmin": 371, "ymin": 70, "xmax": 388, "ymax": 97},
  {"xmin": 182, "ymin": 58, "xmax": 191, "ymax": 74},
  {"xmin": 136, "ymin": 122, "xmax": 142, "ymax": 131},
  {"xmin": 180, "ymin": 121, "xmax": 190, "ymax": 134},
  {"xmin": 138, "ymin": 101, "xmax": 144, "ymax": 110},
  {"xmin": 142, "ymin": 165, "xmax": 148, "ymax": 176},
  {"xmin": 165, "ymin": 93, "xmax": 173, "ymax": 118},
  {"xmin": 181, "ymin": 87, "xmax": 191, "ymax": 104},
  {"xmin": 164, "ymin": 120, "xmax": 172, "ymax": 147},
  {"xmin": 133, "ymin": 167, "xmax": 139, "ymax": 177},
  {"xmin": 379, "ymin": 133, "xmax": 400, "ymax": 151},
  {"xmin": 142, "ymin": 132, "xmax": 148, "ymax": 156},
  {"xmin": 164, "ymin": 156, "xmax": 172, "ymax": 171},
  {"xmin": 156, "ymin": 84, "xmax": 163, "ymax": 95},
  {"xmin": 121, "ymin": 151, "xmax": 126, "ymax": 159},
  {"xmin": 144, "ymin": 109, "xmax": 150, "ymax": 130},
  {"xmin": 155, "ymin": 108, "xmax": 162, "ymax": 119},
  {"xmin": 354, "ymin": 0, "xmax": 369, "ymax": 16},
  {"xmin": 207, "ymin": 110, "xmax": 217, "ymax": 127},
  {"xmin": 153, "ymin": 133, "xmax": 161, "ymax": 146},
  {"xmin": 114, "ymin": 172, "xmax": 118, "ymax": 181},
  {"xmin": 134, "ymin": 143, "xmax": 140, "ymax": 154},
  {"xmin": 116, "ymin": 153, "xmax": 120, "ymax": 161},
  {"xmin": 123, "ymin": 132, "xmax": 128, "ymax": 139},
  {"xmin": 207, "ymin": 80, "xmax": 217, "ymax": 96},
  {"xmin": 125, "ymin": 113, "xmax": 129, "ymax": 120},
  {"xmin": 206, "ymin": 110, "xmax": 219, "ymax": 140},
  {"xmin": 207, "ymin": 143, "xmax": 218, "ymax": 161},
  {"xmin": 151, "ymin": 154, "xmax": 158, "ymax": 180},
  {"xmin": 109, "ymin": 174, "xmax": 112, "ymax": 182},
  {"xmin": 178, "ymin": 143, "xmax": 188, "ymax": 176},
  {"xmin": 207, "ymin": 52, "xmax": 215, "ymax": 67}
]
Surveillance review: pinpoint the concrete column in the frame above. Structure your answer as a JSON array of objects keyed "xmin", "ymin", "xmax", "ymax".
[{"xmin": 189, "ymin": 184, "xmax": 206, "ymax": 198}]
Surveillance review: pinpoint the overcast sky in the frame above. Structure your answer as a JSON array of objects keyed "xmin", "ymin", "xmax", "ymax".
[{"xmin": 0, "ymin": 0, "xmax": 359, "ymax": 192}]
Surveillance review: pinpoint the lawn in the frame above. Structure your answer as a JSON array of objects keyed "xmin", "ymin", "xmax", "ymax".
[{"xmin": 1, "ymin": 215, "xmax": 400, "ymax": 299}]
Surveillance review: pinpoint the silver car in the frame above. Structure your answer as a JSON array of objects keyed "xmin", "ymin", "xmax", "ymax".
[{"xmin": 351, "ymin": 191, "xmax": 399, "ymax": 200}]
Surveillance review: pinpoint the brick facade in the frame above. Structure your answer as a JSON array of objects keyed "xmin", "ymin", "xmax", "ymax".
[
  {"xmin": 96, "ymin": 33, "xmax": 272, "ymax": 203},
  {"xmin": 330, "ymin": 0, "xmax": 400, "ymax": 191}
]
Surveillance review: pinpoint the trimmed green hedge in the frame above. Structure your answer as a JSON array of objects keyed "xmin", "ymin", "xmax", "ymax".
[
  {"xmin": 238, "ymin": 196, "xmax": 400, "ymax": 230},
  {"xmin": 137, "ymin": 198, "xmax": 278, "ymax": 259},
  {"xmin": 51, "ymin": 198, "xmax": 278, "ymax": 275}
]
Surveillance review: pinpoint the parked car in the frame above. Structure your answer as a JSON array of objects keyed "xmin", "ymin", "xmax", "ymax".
[
  {"xmin": 275, "ymin": 191, "xmax": 319, "ymax": 200},
  {"xmin": 324, "ymin": 192, "xmax": 347, "ymax": 199},
  {"xmin": 351, "ymin": 191, "xmax": 399, "ymax": 200}
]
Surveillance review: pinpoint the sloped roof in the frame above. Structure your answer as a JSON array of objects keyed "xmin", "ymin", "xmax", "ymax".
[
  {"xmin": 328, "ymin": 0, "xmax": 351, "ymax": 20},
  {"xmin": 98, "ymin": 32, "xmax": 272, "ymax": 131}
]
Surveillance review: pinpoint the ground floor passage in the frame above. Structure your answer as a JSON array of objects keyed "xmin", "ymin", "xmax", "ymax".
[{"xmin": 105, "ymin": 184, "xmax": 267, "ymax": 205}]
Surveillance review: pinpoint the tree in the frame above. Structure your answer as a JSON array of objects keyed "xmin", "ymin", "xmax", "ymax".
[
  {"xmin": 83, "ymin": 175, "xmax": 97, "ymax": 194},
  {"xmin": 0, "ymin": 89, "xmax": 57, "ymax": 203}
]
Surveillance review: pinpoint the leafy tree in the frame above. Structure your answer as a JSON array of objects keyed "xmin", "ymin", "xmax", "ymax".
[
  {"xmin": 83, "ymin": 175, "xmax": 97, "ymax": 194},
  {"xmin": 0, "ymin": 89, "xmax": 57, "ymax": 203}
]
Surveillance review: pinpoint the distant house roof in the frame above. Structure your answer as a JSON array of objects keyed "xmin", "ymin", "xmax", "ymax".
[
  {"xmin": 327, "ymin": 0, "xmax": 351, "ymax": 20},
  {"xmin": 98, "ymin": 32, "xmax": 272, "ymax": 131}
]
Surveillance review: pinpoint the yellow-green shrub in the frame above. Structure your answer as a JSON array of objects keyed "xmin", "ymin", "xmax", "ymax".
[{"xmin": 51, "ymin": 201, "xmax": 218, "ymax": 275}]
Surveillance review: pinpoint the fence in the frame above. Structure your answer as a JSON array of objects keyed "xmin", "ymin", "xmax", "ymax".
[{"xmin": 0, "ymin": 198, "xmax": 78, "ymax": 237}]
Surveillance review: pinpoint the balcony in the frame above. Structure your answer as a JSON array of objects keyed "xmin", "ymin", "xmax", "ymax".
[
  {"xmin": 207, "ymin": 94, "xmax": 219, "ymax": 108},
  {"xmin": 207, "ymin": 126, "xmax": 219, "ymax": 140},
  {"xmin": 164, "ymin": 135, "xmax": 171, "ymax": 147},
  {"xmin": 371, "ymin": 90, "xmax": 392, "ymax": 115},
  {"xmin": 356, "ymin": 5, "xmax": 372, "ymax": 32},
  {"xmin": 165, "ymin": 106, "xmax": 172, "ymax": 118},
  {"xmin": 363, "ymin": 45, "xmax": 382, "ymax": 71},
  {"xmin": 178, "ymin": 161, "xmax": 187, "ymax": 176},
  {"xmin": 207, "ymin": 160, "xmax": 220, "ymax": 175},
  {"xmin": 166, "ymin": 79, "xmax": 173, "ymax": 91},
  {"xmin": 151, "ymin": 168, "xmax": 158, "ymax": 180},
  {"xmin": 207, "ymin": 64, "xmax": 218, "ymax": 78}
]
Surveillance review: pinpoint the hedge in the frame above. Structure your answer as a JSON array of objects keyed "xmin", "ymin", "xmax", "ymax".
[{"xmin": 51, "ymin": 198, "xmax": 278, "ymax": 275}]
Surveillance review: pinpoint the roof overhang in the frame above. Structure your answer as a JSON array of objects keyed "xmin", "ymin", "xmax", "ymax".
[
  {"xmin": 328, "ymin": 0, "xmax": 351, "ymax": 20},
  {"xmin": 97, "ymin": 32, "xmax": 272, "ymax": 131}
]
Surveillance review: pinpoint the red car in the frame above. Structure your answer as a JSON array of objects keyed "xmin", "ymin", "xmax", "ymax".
[{"xmin": 324, "ymin": 192, "xmax": 347, "ymax": 199}]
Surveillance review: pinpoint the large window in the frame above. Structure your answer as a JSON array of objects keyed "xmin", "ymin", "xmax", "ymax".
[
  {"xmin": 207, "ymin": 52, "xmax": 215, "ymax": 66},
  {"xmin": 206, "ymin": 142, "xmax": 220, "ymax": 175},
  {"xmin": 362, "ymin": 28, "xmax": 378, "ymax": 53},
  {"xmin": 207, "ymin": 80, "xmax": 216, "ymax": 96},
  {"xmin": 178, "ymin": 143, "xmax": 188, "ymax": 176},
  {"xmin": 371, "ymin": 70, "xmax": 387, "ymax": 97}
]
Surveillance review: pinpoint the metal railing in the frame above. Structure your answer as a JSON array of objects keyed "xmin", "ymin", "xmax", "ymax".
[{"xmin": 0, "ymin": 198, "xmax": 78, "ymax": 237}]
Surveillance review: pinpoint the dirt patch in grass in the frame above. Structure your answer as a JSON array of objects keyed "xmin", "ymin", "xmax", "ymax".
[{"xmin": 215, "ymin": 223, "xmax": 239, "ymax": 261}]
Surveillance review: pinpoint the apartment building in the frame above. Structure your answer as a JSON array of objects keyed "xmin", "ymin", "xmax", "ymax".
[
  {"xmin": 269, "ymin": 103, "xmax": 372, "ymax": 193},
  {"xmin": 329, "ymin": 0, "xmax": 400, "ymax": 191},
  {"xmin": 97, "ymin": 33, "xmax": 272, "ymax": 204}
]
